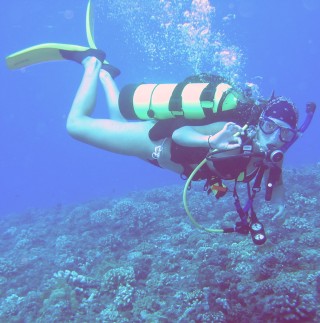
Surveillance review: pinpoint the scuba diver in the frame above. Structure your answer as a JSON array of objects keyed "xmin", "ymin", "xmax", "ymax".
[
  {"xmin": 63, "ymin": 49, "xmax": 315, "ymax": 244},
  {"xmin": 6, "ymin": 46, "xmax": 316, "ymax": 245}
]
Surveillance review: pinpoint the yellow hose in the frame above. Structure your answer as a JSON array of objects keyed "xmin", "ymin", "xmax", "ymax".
[
  {"xmin": 182, "ymin": 124, "xmax": 248, "ymax": 233},
  {"xmin": 182, "ymin": 156, "xmax": 224, "ymax": 233}
]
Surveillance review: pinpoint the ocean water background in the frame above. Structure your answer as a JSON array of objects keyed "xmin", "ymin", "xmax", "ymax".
[
  {"xmin": 1, "ymin": 1, "xmax": 320, "ymax": 321},
  {"xmin": 1, "ymin": 0, "xmax": 319, "ymax": 215}
]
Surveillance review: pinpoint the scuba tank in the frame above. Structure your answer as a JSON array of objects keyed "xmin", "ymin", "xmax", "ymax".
[{"xmin": 118, "ymin": 81, "xmax": 244, "ymax": 120}]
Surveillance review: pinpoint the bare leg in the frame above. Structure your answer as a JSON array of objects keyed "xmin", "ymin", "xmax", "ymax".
[
  {"xmin": 66, "ymin": 57, "xmax": 102, "ymax": 130},
  {"xmin": 99, "ymin": 69, "xmax": 126, "ymax": 121},
  {"xmin": 66, "ymin": 57, "xmax": 154, "ymax": 157}
]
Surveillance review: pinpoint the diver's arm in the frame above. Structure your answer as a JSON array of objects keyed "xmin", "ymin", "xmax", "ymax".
[
  {"xmin": 270, "ymin": 175, "xmax": 285, "ymax": 202},
  {"xmin": 271, "ymin": 181, "xmax": 286, "ymax": 220},
  {"xmin": 172, "ymin": 122, "xmax": 224, "ymax": 147},
  {"xmin": 172, "ymin": 122, "xmax": 243, "ymax": 150},
  {"xmin": 172, "ymin": 126, "xmax": 211, "ymax": 147},
  {"xmin": 264, "ymin": 164, "xmax": 286, "ymax": 219}
]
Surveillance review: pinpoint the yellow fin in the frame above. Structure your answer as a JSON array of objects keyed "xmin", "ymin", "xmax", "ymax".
[
  {"xmin": 86, "ymin": 0, "xmax": 96, "ymax": 48},
  {"xmin": 5, "ymin": 43, "xmax": 89, "ymax": 70}
]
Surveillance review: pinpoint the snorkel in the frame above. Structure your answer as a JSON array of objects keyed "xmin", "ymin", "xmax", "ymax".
[{"xmin": 281, "ymin": 102, "xmax": 316, "ymax": 152}]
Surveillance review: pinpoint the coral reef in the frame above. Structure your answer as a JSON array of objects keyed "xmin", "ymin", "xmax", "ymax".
[{"xmin": 0, "ymin": 164, "xmax": 319, "ymax": 321}]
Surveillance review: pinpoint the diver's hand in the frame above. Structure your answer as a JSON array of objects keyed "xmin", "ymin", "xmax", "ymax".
[
  {"xmin": 209, "ymin": 122, "xmax": 243, "ymax": 151},
  {"xmin": 272, "ymin": 203, "xmax": 286, "ymax": 221}
]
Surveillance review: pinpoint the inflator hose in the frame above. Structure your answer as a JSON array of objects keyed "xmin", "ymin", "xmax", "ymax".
[
  {"xmin": 182, "ymin": 157, "xmax": 224, "ymax": 233},
  {"xmin": 182, "ymin": 125, "xmax": 248, "ymax": 233}
]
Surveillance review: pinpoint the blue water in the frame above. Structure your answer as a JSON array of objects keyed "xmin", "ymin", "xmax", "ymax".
[{"xmin": 2, "ymin": 0, "xmax": 320, "ymax": 216}]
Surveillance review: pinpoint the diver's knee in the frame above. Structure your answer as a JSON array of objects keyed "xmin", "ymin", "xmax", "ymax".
[{"xmin": 66, "ymin": 117, "xmax": 80, "ymax": 137}]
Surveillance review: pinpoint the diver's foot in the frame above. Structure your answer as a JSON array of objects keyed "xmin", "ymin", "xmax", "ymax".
[
  {"xmin": 82, "ymin": 57, "xmax": 102, "ymax": 74},
  {"xmin": 59, "ymin": 47, "xmax": 120, "ymax": 78},
  {"xmin": 101, "ymin": 63, "xmax": 121, "ymax": 79},
  {"xmin": 59, "ymin": 48, "xmax": 106, "ymax": 65}
]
